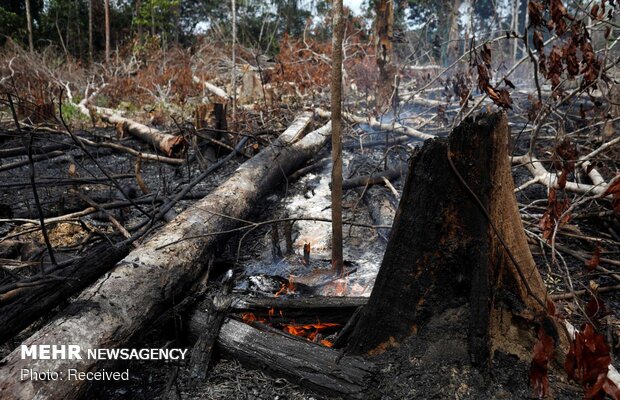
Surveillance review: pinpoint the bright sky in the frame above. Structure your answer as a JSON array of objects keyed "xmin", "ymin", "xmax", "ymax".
[{"xmin": 344, "ymin": 0, "xmax": 364, "ymax": 15}]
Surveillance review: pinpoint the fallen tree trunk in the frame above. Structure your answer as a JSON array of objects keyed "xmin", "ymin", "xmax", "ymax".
[
  {"xmin": 231, "ymin": 295, "xmax": 367, "ymax": 310},
  {"xmin": 0, "ymin": 241, "xmax": 132, "ymax": 345},
  {"xmin": 188, "ymin": 295, "xmax": 367, "ymax": 341},
  {"xmin": 70, "ymin": 90, "xmax": 187, "ymax": 158},
  {"xmin": 315, "ymin": 108, "xmax": 433, "ymax": 141},
  {"xmin": 0, "ymin": 113, "xmax": 328, "ymax": 399},
  {"xmin": 342, "ymin": 167, "xmax": 406, "ymax": 190},
  {"xmin": 363, "ymin": 186, "xmax": 396, "ymax": 242},
  {"xmin": 217, "ymin": 318, "xmax": 376, "ymax": 399},
  {"xmin": 345, "ymin": 113, "xmax": 568, "ymax": 369},
  {"xmin": 102, "ymin": 113, "xmax": 187, "ymax": 158}
]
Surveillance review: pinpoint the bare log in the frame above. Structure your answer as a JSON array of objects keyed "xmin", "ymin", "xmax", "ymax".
[
  {"xmin": 342, "ymin": 167, "xmax": 406, "ymax": 190},
  {"xmin": 69, "ymin": 88, "xmax": 187, "ymax": 158},
  {"xmin": 192, "ymin": 76, "xmax": 232, "ymax": 102},
  {"xmin": 0, "ymin": 241, "xmax": 132, "ymax": 345},
  {"xmin": 315, "ymin": 108, "xmax": 433, "ymax": 141},
  {"xmin": 187, "ymin": 295, "xmax": 367, "ymax": 342},
  {"xmin": 231, "ymin": 295, "xmax": 367, "ymax": 310},
  {"xmin": 102, "ymin": 113, "xmax": 187, "ymax": 158},
  {"xmin": 217, "ymin": 318, "xmax": 376, "ymax": 399},
  {"xmin": 0, "ymin": 113, "xmax": 327, "ymax": 400}
]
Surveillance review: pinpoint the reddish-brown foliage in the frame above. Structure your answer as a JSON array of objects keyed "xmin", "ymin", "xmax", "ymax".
[
  {"xmin": 585, "ymin": 246, "xmax": 602, "ymax": 271},
  {"xmin": 539, "ymin": 188, "xmax": 571, "ymax": 241},
  {"xmin": 565, "ymin": 323, "xmax": 620, "ymax": 400},
  {"xmin": 531, "ymin": 325, "xmax": 556, "ymax": 398},
  {"xmin": 604, "ymin": 175, "xmax": 620, "ymax": 213},
  {"xmin": 528, "ymin": 1, "xmax": 546, "ymax": 27}
]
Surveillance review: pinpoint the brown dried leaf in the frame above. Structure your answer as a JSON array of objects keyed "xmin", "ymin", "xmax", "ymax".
[
  {"xmin": 481, "ymin": 43, "xmax": 492, "ymax": 67},
  {"xmin": 585, "ymin": 246, "xmax": 601, "ymax": 271},
  {"xmin": 533, "ymin": 30, "xmax": 545, "ymax": 52},
  {"xmin": 528, "ymin": 1, "xmax": 546, "ymax": 27},
  {"xmin": 604, "ymin": 175, "xmax": 620, "ymax": 213},
  {"xmin": 531, "ymin": 326, "xmax": 555, "ymax": 398}
]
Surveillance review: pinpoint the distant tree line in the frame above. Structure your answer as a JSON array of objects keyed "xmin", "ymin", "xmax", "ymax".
[{"xmin": 1, "ymin": 0, "xmax": 594, "ymax": 66}]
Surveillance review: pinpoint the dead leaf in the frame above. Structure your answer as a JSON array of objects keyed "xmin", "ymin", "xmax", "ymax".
[
  {"xmin": 585, "ymin": 246, "xmax": 601, "ymax": 271},
  {"xmin": 528, "ymin": 1, "xmax": 546, "ymax": 27},
  {"xmin": 531, "ymin": 325, "xmax": 555, "ymax": 398},
  {"xmin": 533, "ymin": 30, "xmax": 545, "ymax": 52}
]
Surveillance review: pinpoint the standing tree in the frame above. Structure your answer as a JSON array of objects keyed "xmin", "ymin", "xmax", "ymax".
[
  {"xmin": 331, "ymin": 0, "xmax": 344, "ymax": 275},
  {"xmin": 374, "ymin": 0, "xmax": 395, "ymax": 110},
  {"xmin": 25, "ymin": 0, "xmax": 34, "ymax": 52},
  {"xmin": 104, "ymin": 0, "xmax": 110, "ymax": 62},
  {"xmin": 88, "ymin": 0, "xmax": 93, "ymax": 64}
]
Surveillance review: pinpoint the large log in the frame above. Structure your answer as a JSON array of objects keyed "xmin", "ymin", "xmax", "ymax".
[
  {"xmin": 70, "ymin": 89, "xmax": 187, "ymax": 158},
  {"xmin": 0, "ymin": 113, "xmax": 328, "ymax": 399},
  {"xmin": 103, "ymin": 113, "xmax": 187, "ymax": 158},
  {"xmin": 345, "ymin": 112, "xmax": 567, "ymax": 367},
  {"xmin": 217, "ymin": 318, "xmax": 376, "ymax": 399},
  {"xmin": 0, "ymin": 241, "xmax": 132, "ymax": 345}
]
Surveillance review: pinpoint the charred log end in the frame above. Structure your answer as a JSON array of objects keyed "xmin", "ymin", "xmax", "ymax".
[
  {"xmin": 163, "ymin": 135, "xmax": 188, "ymax": 158},
  {"xmin": 347, "ymin": 112, "xmax": 563, "ymax": 371}
]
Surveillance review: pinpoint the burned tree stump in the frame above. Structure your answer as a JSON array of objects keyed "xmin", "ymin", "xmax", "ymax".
[{"xmin": 346, "ymin": 112, "xmax": 565, "ymax": 367}]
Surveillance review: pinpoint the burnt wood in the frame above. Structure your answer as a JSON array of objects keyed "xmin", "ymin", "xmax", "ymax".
[
  {"xmin": 346, "ymin": 112, "xmax": 562, "ymax": 366},
  {"xmin": 217, "ymin": 318, "xmax": 376, "ymax": 399}
]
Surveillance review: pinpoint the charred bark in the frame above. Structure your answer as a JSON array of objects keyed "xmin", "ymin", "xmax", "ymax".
[
  {"xmin": 0, "ymin": 241, "xmax": 132, "ymax": 345},
  {"xmin": 346, "ymin": 112, "xmax": 564, "ymax": 367},
  {"xmin": 217, "ymin": 318, "xmax": 376, "ymax": 399},
  {"xmin": 0, "ymin": 114, "xmax": 329, "ymax": 400}
]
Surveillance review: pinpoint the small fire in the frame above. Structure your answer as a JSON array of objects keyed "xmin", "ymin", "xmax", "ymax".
[
  {"xmin": 275, "ymin": 275, "xmax": 296, "ymax": 297},
  {"xmin": 282, "ymin": 321, "xmax": 341, "ymax": 343},
  {"xmin": 268, "ymin": 307, "xmax": 275, "ymax": 317},
  {"xmin": 242, "ymin": 312, "xmax": 266, "ymax": 324}
]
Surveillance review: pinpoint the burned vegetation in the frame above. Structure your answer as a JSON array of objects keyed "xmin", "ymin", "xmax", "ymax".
[{"xmin": 1, "ymin": 0, "xmax": 620, "ymax": 399}]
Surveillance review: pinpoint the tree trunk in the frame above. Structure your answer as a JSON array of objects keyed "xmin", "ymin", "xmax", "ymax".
[
  {"xmin": 374, "ymin": 0, "xmax": 395, "ymax": 109},
  {"xmin": 103, "ymin": 112, "xmax": 188, "ymax": 158},
  {"xmin": 511, "ymin": 0, "xmax": 519, "ymax": 63},
  {"xmin": 104, "ymin": 0, "xmax": 110, "ymax": 63},
  {"xmin": 331, "ymin": 0, "xmax": 344, "ymax": 275},
  {"xmin": 345, "ymin": 112, "xmax": 566, "ymax": 368},
  {"xmin": 0, "ymin": 241, "xmax": 132, "ymax": 345},
  {"xmin": 231, "ymin": 0, "xmax": 237, "ymax": 131},
  {"xmin": 25, "ymin": 0, "xmax": 34, "ymax": 53},
  {"xmin": 443, "ymin": 0, "xmax": 461, "ymax": 65},
  {"xmin": 88, "ymin": 0, "xmax": 93, "ymax": 64},
  {"xmin": 0, "ymin": 115, "xmax": 330, "ymax": 400}
]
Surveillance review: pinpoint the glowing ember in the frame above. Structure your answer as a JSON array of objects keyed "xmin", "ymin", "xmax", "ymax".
[
  {"xmin": 282, "ymin": 322, "xmax": 341, "ymax": 342},
  {"xmin": 240, "ymin": 311, "xmax": 339, "ymax": 347},
  {"xmin": 242, "ymin": 312, "xmax": 266, "ymax": 324},
  {"xmin": 274, "ymin": 275, "xmax": 296, "ymax": 297}
]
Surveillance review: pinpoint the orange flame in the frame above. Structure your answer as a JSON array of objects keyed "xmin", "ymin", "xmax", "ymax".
[
  {"xmin": 275, "ymin": 275, "xmax": 296, "ymax": 297},
  {"xmin": 242, "ymin": 312, "xmax": 266, "ymax": 324},
  {"xmin": 282, "ymin": 322, "xmax": 340, "ymax": 343}
]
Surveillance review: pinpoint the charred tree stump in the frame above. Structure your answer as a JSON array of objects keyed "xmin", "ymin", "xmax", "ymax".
[{"xmin": 346, "ymin": 112, "xmax": 564, "ymax": 367}]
